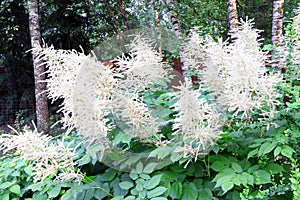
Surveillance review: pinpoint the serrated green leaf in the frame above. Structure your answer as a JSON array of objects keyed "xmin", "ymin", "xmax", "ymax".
[
  {"xmin": 10, "ymin": 184, "xmax": 21, "ymax": 195},
  {"xmin": 119, "ymin": 181, "xmax": 134, "ymax": 190},
  {"xmin": 147, "ymin": 186, "xmax": 168, "ymax": 198},
  {"xmin": 0, "ymin": 182, "xmax": 13, "ymax": 189},
  {"xmin": 94, "ymin": 187, "xmax": 109, "ymax": 200},
  {"xmin": 239, "ymin": 172, "xmax": 254, "ymax": 186},
  {"xmin": 144, "ymin": 174, "xmax": 163, "ymax": 190},
  {"xmin": 100, "ymin": 169, "xmax": 117, "ymax": 181},
  {"xmin": 281, "ymin": 145, "xmax": 295, "ymax": 158},
  {"xmin": 140, "ymin": 173, "xmax": 150, "ymax": 180},
  {"xmin": 253, "ymin": 170, "xmax": 271, "ymax": 184},
  {"xmin": 258, "ymin": 142, "xmax": 277, "ymax": 156},
  {"xmin": 221, "ymin": 181, "xmax": 234, "ymax": 194},
  {"xmin": 274, "ymin": 146, "xmax": 282, "ymax": 158},
  {"xmin": 181, "ymin": 183, "xmax": 197, "ymax": 200},
  {"xmin": 211, "ymin": 161, "xmax": 226, "ymax": 172},
  {"xmin": 129, "ymin": 172, "xmax": 139, "ymax": 180},
  {"xmin": 77, "ymin": 155, "xmax": 91, "ymax": 166},
  {"xmin": 169, "ymin": 182, "xmax": 182, "ymax": 199},
  {"xmin": 143, "ymin": 163, "xmax": 158, "ymax": 174},
  {"xmin": 214, "ymin": 174, "xmax": 235, "ymax": 188},
  {"xmin": 24, "ymin": 166, "xmax": 32, "ymax": 175},
  {"xmin": 136, "ymin": 178, "xmax": 145, "ymax": 192},
  {"xmin": 47, "ymin": 185, "xmax": 61, "ymax": 198},
  {"xmin": 266, "ymin": 163, "xmax": 284, "ymax": 174},
  {"xmin": 136, "ymin": 161, "xmax": 143, "ymax": 174},
  {"xmin": 231, "ymin": 163, "xmax": 243, "ymax": 173},
  {"xmin": 247, "ymin": 149, "xmax": 258, "ymax": 159}
]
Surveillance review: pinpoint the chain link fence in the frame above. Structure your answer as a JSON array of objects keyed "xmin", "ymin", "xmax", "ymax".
[{"xmin": 0, "ymin": 100, "xmax": 35, "ymax": 125}]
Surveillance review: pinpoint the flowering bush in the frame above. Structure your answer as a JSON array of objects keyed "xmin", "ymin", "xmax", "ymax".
[{"xmin": 2, "ymin": 8, "xmax": 300, "ymax": 199}]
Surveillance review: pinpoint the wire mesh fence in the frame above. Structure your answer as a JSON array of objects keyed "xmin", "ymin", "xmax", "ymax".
[{"xmin": 0, "ymin": 100, "xmax": 35, "ymax": 125}]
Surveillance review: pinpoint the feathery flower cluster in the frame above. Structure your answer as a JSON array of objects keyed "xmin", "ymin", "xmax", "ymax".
[
  {"xmin": 33, "ymin": 46, "xmax": 115, "ymax": 148},
  {"xmin": 172, "ymin": 81, "xmax": 222, "ymax": 160},
  {"xmin": 112, "ymin": 93, "xmax": 159, "ymax": 141},
  {"xmin": 0, "ymin": 125, "xmax": 81, "ymax": 182},
  {"xmin": 183, "ymin": 20, "xmax": 282, "ymax": 119},
  {"xmin": 116, "ymin": 35, "xmax": 168, "ymax": 92}
]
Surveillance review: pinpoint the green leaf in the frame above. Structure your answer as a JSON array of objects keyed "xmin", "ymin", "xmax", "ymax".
[
  {"xmin": 77, "ymin": 155, "xmax": 91, "ymax": 166},
  {"xmin": 9, "ymin": 185, "xmax": 21, "ymax": 195},
  {"xmin": 24, "ymin": 166, "xmax": 32, "ymax": 176},
  {"xmin": 169, "ymin": 182, "xmax": 182, "ymax": 199},
  {"xmin": 266, "ymin": 163, "xmax": 284, "ymax": 174},
  {"xmin": 211, "ymin": 161, "xmax": 227, "ymax": 172},
  {"xmin": 143, "ymin": 163, "xmax": 158, "ymax": 174},
  {"xmin": 140, "ymin": 174, "xmax": 151, "ymax": 180},
  {"xmin": 221, "ymin": 181, "xmax": 234, "ymax": 194},
  {"xmin": 274, "ymin": 146, "xmax": 282, "ymax": 158},
  {"xmin": 136, "ymin": 161, "xmax": 143, "ymax": 174},
  {"xmin": 129, "ymin": 173, "xmax": 139, "ymax": 180},
  {"xmin": 0, "ymin": 182, "xmax": 13, "ymax": 189},
  {"xmin": 247, "ymin": 149, "xmax": 258, "ymax": 159},
  {"xmin": 281, "ymin": 145, "xmax": 295, "ymax": 158},
  {"xmin": 147, "ymin": 186, "xmax": 168, "ymax": 198},
  {"xmin": 47, "ymin": 185, "xmax": 61, "ymax": 198},
  {"xmin": 231, "ymin": 163, "xmax": 243, "ymax": 173},
  {"xmin": 94, "ymin": 187, "xmax": 109, "ymax": 200},
  {"xmin": 144, "ymin": 174, "xmax": 163, "ymax": 190},
  {"xmin": 100, "ymin": 169, "xmax": 117, "ymax": 181},
  {"xmin": 119, "ymin": 181, "xmax": 134, "ymax": 190},
  {"xmin": 198, "ymin": 188, "xmax": 212, "ymax": 200},
  {"xmin": 214, "ymin": 173, "xmax": 235, "ymax": 188},
  {"xmin": 181, "ymin": 183, "xmax": 197, "ymax": 200},
  {"xmin": 253, "ymin": 170, "xmax": 271, "ymax": 184},
  {"xmin": 239, "ymin": 172, "xmax": 254, "ymax": 186},
  {"xmin": 258, "ymin": 142, "xmax": 277, "ymax": 157},
  {"xmin": 136, "ymin": 178, "xmax": 145, "ymax": 192}
]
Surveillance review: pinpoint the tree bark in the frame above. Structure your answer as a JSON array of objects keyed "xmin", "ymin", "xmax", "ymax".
[
  {"xmin": 272, "ymin": 0, "xmax": 284, "ymax": 46},
  {"xmin": 227, "ymin": 0, "xmax": 239, "ymax": 40},
  {"xmin": 271, "ymin": 0, "xmax": 284, "ymax": 67},
  {"xmin": 28, "ymin": 0, "xmax": 49, "ymax": 133}
]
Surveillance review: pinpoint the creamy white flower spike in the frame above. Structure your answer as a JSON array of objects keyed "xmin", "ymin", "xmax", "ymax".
[
  {"xmin": 172, "ymin": 81, "xmax": 221, "ymax": 161},
  {"xmin": 183, "ymin": 19, "xmax": 282, "ymax": 119},
  {"xmin": 0, "ymin": 124, "xmax": 81, "ymax": 182}
]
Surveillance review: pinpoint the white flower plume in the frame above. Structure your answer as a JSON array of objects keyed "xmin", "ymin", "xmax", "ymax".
[
  {"xmin": 116, "ymin": 35, "xmax": 168, "ymax": 92},
  {"xmin": 0, "ymin": 124, "xmax": 82, "ymax": 182},
  {"xmin": 172, "ymin": 81, "xmax": 222, "ymax": 160},
  {"xmin": 183, "ymin": 19, "xmax": 282, "ymax": 119}
]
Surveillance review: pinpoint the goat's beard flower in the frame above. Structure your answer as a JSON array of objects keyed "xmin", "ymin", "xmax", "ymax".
[
  {"xmin": 172, "ymin": 81, "xmax": 222, "ymax": 160},
  {"xmin": 183, "ymin": 19, "xmax": 282, "ymax": 119},
  {"xmin": 116, "ymin": 35, "xmax": 168, "ymax": 92},
  {"xmin": 33, "ymin": 46, "xmax": 116, "ymax": 150},
  {"xmin": 112, "ymin": 92, "xmax": 160, "ymax": 141},
  {"xmin": 0, "ymin": 124, "xmax": 82, "ymax": 182}
]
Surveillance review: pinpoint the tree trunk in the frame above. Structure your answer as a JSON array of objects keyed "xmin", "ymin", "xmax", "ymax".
[
  {"xmin": 271, "ymin": 0, "xmax": 284, "ymax": 67},
  {"xmin": 272, "ymin": 0, "xmax": 284, "ymax": 46},
  {"xmin": 227, "ymin": 0, "xmax": 239, "ymax": 40},
  {"xmin": 165, "ymin": 0, "xmax": 188, "ymax": 83},
  {"xmin": 28, "ymin": 0, "xmax": 49, "ymax": 133}
]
